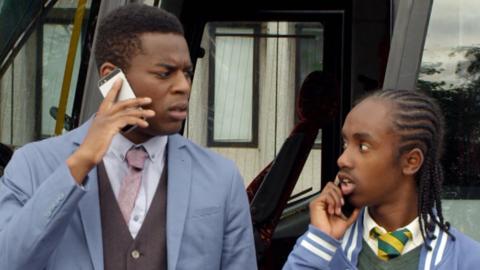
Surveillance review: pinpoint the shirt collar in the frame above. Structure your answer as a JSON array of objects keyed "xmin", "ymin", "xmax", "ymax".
[
  {"xmin": 142, "ymin": 135, "xmax": 168, "ymax": 161},
  {"xmin": 109, "ymin": 134, "xmax": 168, "ymax": 162},
  {"xmin": 363, "ymin": 207, "xmax": 423, "ymax": 246}
]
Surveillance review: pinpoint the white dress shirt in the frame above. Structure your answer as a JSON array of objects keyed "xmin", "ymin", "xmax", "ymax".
[
  {"xmin": 102, "ymin": 133, "xmax": 168, "ymax": 238},
  {"xmin": 363, "ymin": 208, "xmax": 424, "ymax": 255}
]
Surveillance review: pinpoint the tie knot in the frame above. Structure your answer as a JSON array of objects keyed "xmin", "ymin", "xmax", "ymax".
[
  {"xmin": 370, "ymin": 227, "xmax": 412, "ymax": 260},
  {"xmin": 125, "ymin": 147, "xmax": 148, "ymax": 170}
]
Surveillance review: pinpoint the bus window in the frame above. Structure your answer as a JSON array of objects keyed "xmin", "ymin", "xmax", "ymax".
[
  {"xmin": 418, "ymin": 0, "xmax": 480, "ymax": 240},
  {"xmin": 0, "ymin": 0, "xmax": 93, "ymax": 147}
]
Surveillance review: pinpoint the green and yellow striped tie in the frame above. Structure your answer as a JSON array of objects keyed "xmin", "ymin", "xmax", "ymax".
[{"xmin": 370, "ymin": 227, "xmax": 412, "ymax": 261}]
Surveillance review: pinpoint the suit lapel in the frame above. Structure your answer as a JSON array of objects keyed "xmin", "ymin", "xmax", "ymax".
[
  {"xmin": 78, "ymin": 169, "xmax": 104, "ymax": 270},
  {"xmin": 71, "ymin": 118, "xmax": 104, "ymax": 270},
  {"xmin": 166, "ymin": 135, "xmax": 192, "ymax": 270}
]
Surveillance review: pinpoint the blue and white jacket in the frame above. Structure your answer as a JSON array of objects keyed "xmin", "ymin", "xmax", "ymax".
[{"xmin": 283, "ymin": 209, "xmax": 480, "ymax": 270}]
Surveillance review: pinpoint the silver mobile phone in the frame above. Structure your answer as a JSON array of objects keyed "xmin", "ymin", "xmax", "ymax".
[
  {"xmin": 98, "ymin": 67, "xmax": 136, "ymax": 101},
  {"xmin": 98, "ymin": 67, "xmax": 137, "ymax": 133}
]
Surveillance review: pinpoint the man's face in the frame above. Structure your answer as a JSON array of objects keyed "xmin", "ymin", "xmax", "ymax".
[
  {"xmin": 337, "ymin": 98, "xmax": 405, "ymax": 208},
  {"xmin": 125, "ymin": 32, "xmax": 192, "ymax": 137}
]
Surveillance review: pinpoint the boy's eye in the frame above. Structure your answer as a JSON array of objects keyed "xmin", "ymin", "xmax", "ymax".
[
  {"xmin": 184, "ymin": 71, "xmax": 193, "ymax": 81},
  {"xmin": 185, "ymin": 69, "xmax": 194, "ymax": 79},
  {"xmin": 359, "ymin": 143, "xmax": 369, "ymax": 152}
]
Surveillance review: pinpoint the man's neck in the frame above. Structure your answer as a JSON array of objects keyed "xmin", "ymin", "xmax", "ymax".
[{"xmin": 123, "ymin": 129, "xmax": 154, "ymax": 144}]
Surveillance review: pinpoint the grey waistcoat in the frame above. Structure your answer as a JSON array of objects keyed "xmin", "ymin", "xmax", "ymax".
[{"xmin": 97, "ymin": 162, "xmax": 167, "ymax": 270}]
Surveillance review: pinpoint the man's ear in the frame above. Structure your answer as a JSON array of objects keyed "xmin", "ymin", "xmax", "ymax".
[
  {"xmin": 402, "ymin": 148, "xmax": 424, "ymax": 176},
  {"xmin": 99, "ymin": 62, "xmax": 116, "ymax": 77}
]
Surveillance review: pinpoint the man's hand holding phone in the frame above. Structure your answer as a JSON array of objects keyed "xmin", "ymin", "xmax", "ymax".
[
  {"xmin": 66, "ymin": 74, "xmax": 155, "ymax": 184},
  {"xmin": 99, "ymin": 67, "xmax": 139, "ymax": 133},
  {"xmin": 309, "ymin": 176, "xmax": 360, "ymax": 240}
]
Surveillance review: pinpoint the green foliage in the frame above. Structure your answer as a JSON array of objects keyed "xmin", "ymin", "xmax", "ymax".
[{"xmin": 419, "ymin": 47, "xmax": 480, "ymax": 197}]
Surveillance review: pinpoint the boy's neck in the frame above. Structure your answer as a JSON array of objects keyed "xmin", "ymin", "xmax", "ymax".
[{"xmin": 368, "ymin": 185, "xmax": 419, "ymax": 232}]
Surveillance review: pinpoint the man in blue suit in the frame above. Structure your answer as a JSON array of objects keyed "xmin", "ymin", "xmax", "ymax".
[{"xmin": 0, "ymin": 4, "xmax": 256, "ymax": 270}]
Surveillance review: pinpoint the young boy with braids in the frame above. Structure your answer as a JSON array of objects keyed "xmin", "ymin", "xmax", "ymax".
[{"xmin": 284, "ymin": 89, "xmax": 480, "ymax": 270}]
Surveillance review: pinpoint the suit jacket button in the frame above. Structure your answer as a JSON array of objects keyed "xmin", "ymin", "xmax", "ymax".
[{"xmin": 131, "ymin": 250, "xmax": 141, "ymax": 259}]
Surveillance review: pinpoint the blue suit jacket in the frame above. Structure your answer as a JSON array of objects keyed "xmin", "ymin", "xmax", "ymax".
[{"xmin": 0, "ymin": 120, "xmax": 257, "ymax": 270}]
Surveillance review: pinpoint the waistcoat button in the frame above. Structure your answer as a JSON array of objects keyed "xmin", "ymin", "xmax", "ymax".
[{"xmin": 131, "ymin": 250, "xmax": 141, "ymax": 259}]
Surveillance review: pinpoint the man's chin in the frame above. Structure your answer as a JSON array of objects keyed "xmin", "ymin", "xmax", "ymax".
[{"xmin": 147, "ymin": 125, "xmax": 183, "ymax": 136}]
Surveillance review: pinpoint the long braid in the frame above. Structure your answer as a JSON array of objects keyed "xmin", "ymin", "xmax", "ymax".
[{"xmin": 361, "ymin": 89, "xmax": 455, "ymax": 248}]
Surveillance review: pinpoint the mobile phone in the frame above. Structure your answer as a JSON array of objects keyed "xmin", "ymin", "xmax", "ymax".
[
  {"xmin": 334, "ymin": 177, "xmax": 355, "ymax": 218},
  {"xmin": 98, "ymin": 67, "xmax": 136, "ymax": 101},
  {"xmin": 341, "ymin": 196, "xmax": 355, "ymax": 218},
  {"xmin": 98, "ymin": 67, "xmax": 137, "ymax": 133}
]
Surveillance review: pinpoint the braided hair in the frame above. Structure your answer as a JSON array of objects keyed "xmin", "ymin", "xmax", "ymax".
[{"xmin": 360, "ymin": 89, "xmax": 454, "ymax": 249}]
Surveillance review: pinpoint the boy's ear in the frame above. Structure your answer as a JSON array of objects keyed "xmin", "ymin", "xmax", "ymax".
[
  {"xmin": 99, "ymin": 62, "xmax": 116, "ymax": 77},
  {"xmin": 402, "ymin": 148, "xmax": 424, "ymax": 176}
]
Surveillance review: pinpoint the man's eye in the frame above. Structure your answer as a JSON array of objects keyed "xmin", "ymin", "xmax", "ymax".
[
  {"xmin": 155, "ymin": 72, "xmax": 170, "ymax": 78},
  {"xmin": 342, "ymin": 141, "xmax": 347, "ymax": 149}
]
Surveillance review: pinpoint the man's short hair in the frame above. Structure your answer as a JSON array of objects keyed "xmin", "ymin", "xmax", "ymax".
[{"xmin": 94, "ymin": 3, "xmax": 184, "ymax": 71}]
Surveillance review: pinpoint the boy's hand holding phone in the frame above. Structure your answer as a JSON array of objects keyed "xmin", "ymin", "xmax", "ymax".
[
  {"xmin": 66, "ymin": 70, "xmax": 155, "ymax": 184},
  {"xmin": 309, "ymin": 176, "xmax": 360, "ymax": 240}
]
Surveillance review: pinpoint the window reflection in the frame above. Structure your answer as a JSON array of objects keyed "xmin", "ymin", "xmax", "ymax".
[
  {"xmin": 418, "ymin": 0, "xmax": 480, "ymax": 241},
  {"xmin": 42, "ymin": 24, "xmax": 79, "ymax": 138},
  {"xmin": 419, "ymin": 0, "xmax": 480, "ymax": 199},
  {"xmin": 295, "ymin": 24, "xmax": 324, "ymax": 146}
]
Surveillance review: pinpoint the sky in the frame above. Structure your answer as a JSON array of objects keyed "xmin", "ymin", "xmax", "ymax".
[
  {"xmin": 425, "ymin": 0, "xmax": 480, "ymax": 48},
  {"xmin": 421, "ymin": 0, "xmax": 480, "ymax": 86}
]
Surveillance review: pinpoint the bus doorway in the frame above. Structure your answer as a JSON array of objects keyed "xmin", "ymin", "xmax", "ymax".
[{"xmin": 170, "ymin": 0, "xmax": 391, "ymax": 267}]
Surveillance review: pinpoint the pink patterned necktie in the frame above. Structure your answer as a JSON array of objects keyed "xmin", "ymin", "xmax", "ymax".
[{"xmin": 118, "ymin": 147, "xmax": 148, "ymax": 224}]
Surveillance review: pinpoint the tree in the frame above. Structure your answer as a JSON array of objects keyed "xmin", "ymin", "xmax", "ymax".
[{"xmin": 418, "ymin": 46, "xmax": 480, "ymax": 198}]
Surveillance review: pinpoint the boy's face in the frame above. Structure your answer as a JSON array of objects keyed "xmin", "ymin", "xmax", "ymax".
[
  {"xmin": 337, "ymin": 98, "xmax": 406, "ymax": 208},
  {"xmin": 125, "ymin": 32, "xmax": 193, "ymax": 137}
]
